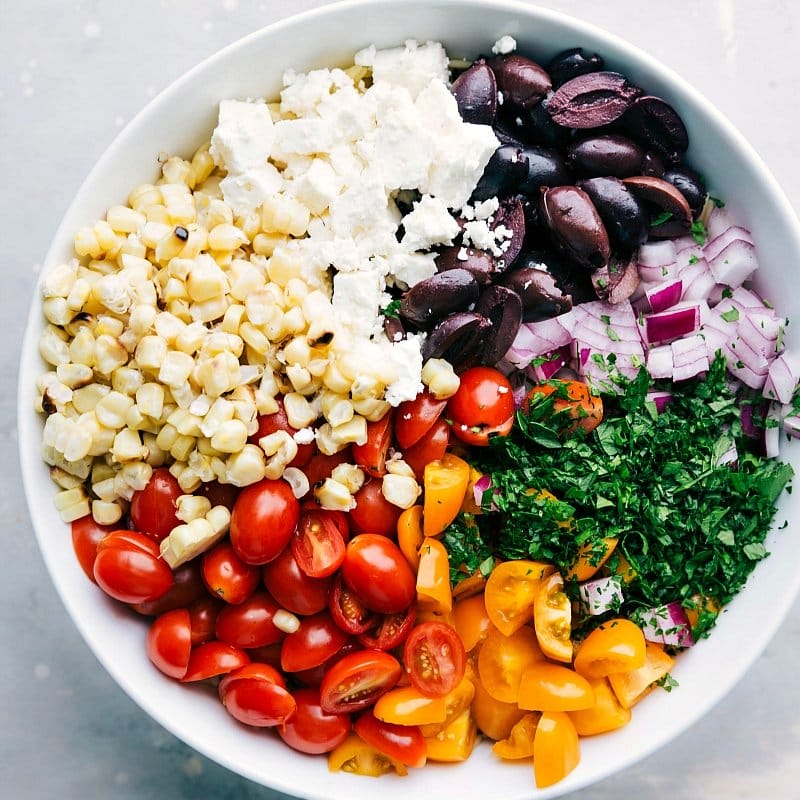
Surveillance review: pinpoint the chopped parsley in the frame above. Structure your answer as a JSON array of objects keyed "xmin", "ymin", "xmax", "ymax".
[
  {"xmin": 380, "ymin": 299, "xmax": 402, "ymax": 319},
  {"xmin": 650, "ymin": 211, "xmax": 674, "ymax": 227},
  {"xmin": 691, "ymin": 219, "xmax": 708, "ymax": 245}
]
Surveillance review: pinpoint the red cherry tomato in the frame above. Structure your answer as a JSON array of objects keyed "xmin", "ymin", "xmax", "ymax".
[
  {"xmin": 352, "ymin": 411, "xmax": 394, "ymax": 477},
  {"xmin": 300, "ymin": 499, "xmax": 350, "ymax": 541},
  {"xmin": 215, "ymin": 591, "xmax": 284, "ymax": 648},
  {"xmin": 394, "ymin": 390, "xmax": 448, "ymax": 449},
  {"xmin": 230, "ymin": 479, "xmax": 300, "ymax": 565},
  {"xmin": 219, "ymin": 663, "xmax": 296, "ymax": 727},
  {"xmin": 188, "ymin": 596, "xmax": 222, "ymax": 645},
  {"xmin": 292, "ymin": 640, "xmax": 358, "ymax": 688},
  {"xmin": 329, "ymin": 575, "xmax": 376, "ymax": 635},
  {"xmin": 291, "ymin": 509, "xmax": 346, "ymax": 578},
  {"xmin": 278, "ymin": 688, "xmax": 352, "ymax": 754},
  {"xmin": 349, "ymin": 480, "xmax": 403, "ymax": 537},
  {"xmin": 181, "ymin": 641, "xmax": 250, "ymax": 682},
  {"xmin": 146, "ymin": 608, "xmax": 192, "ymax": 679},
  {"xmin": 249, "ymin": 397, "xmax": 315, "ymax": 467},
  {"xmin": 320, "ymin": 649, "xmax": 402, "ymax": 714},
  {"xmin": 403, "ymin": 621, "xmax": 466, "ymax": 698},
  {"xmin": 446, "ymin": 367, "xmax": 515, "ymax": 446},
  {"xmin": 262, "ymin": 546, "xmax": 332, "ymax": 616},
  {"xmin": 196, "ymin": 480, "xmax": 240, "ymax": 511},
  {"xmin": 93, "ymin": 530, "xmax": 173, "ymax": 604},
  {"xmin": 401, "ymin": 417, "xmax": 450, "ymax": 479},
  {"xmin": 357, "ymin": 606, "xmax": 417, "ymax": 651},
  {"xmin": 280, "ymin": 611, "xmax": 349, "ymax": 673},
  {"xmin": 132, "ymin": 560, "xmax": 207, "ymax": 616},
  {"xmin": 71, "ymin": 515, "xmax": 115, "ymax": 583},
  {"xmin": 302, "ymin": 447, "xmax": 353, "ymax": 488},
  {"xmin": 202, "ymin": 540, "xmax": 261, "ymax": 604},
  {"xmin": 354, "ymin": 713, "xmax": 427, "ymax": 768},
  {"xmin": 342, "ymin": 534, "xmax": 416, "ymax": 614},
  {"xmin": 129, "ymin": 467, "xmax": 182, "ymax": 541},
  {"xmin": 246, "ymin": 642, "xmax": 284, "ymax": 671}
]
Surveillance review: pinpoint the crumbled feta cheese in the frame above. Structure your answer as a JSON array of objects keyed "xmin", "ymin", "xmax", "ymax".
[
  {"xmin": 473, "ymin": 197, "xmax": 500, "ymax": 220},
  {"xmin": 332, "ymin": 270, "xmax": 387, "ymax": 338},
  {"xmin": 272, "ymin": 118, "xmax": 334, "ymax": 157},
  {"xmin": 356, "ymin": 40, "xmax": 449, "ymax": 100},
  {"xmin": 385, "ymin": 253, "xmax": 438, "ymax": 289},
  {"xmin": 287, "ymin": 158, "xmax": 343, "ymax": 215},
  {"xmin": 293, "ymin": 427, "xmax": 316, "ymax": 445},
  {"xmin": 401, "ymin": 195, "xmax": 461, "ymax": 251},
  {"xmin": 210, "ymin": 100, "xmax": 275, "ymax": 173},
  {"xmin": 220, "ymin": 165, "xmax": 283, "ymax": 216},
  {"xmin": 491, "ymin": 35, "xmax": 517, "ymax": 55},
  {"xmin": 384, "ymin": 334, "xmax": 425, "ymax": 405}
]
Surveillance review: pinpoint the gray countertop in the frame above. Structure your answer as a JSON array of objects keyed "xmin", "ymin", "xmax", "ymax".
[{"xmin": 3, "ymin": 1, "xmax": 799, "ymax": 798}]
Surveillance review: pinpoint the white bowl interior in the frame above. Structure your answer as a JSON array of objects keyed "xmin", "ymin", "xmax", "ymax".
[{"xmin": 18, "ymin": 1, "xmax": 800, "ymax": 798}]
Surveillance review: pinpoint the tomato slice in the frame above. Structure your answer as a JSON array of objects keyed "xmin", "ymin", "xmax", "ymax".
[
  {"xmin": 292, "ymin": 509, "xmax": 346, "ymax": 578},
  {"xmin": 416, "ymin": 537, "xmax": 453, "ymax": 614},
  {"xmin": 357, "ymin": 605, "xmax": 416, "ymax": 651},
  {"xmin": 71, "ymin": 515, "xmax": 115, "ymax": 583},
  {"xmin": 329, "ymin": 575, "xmax": 377, "ymax": 635},
  {"xmin": 533, "ymin": 571, "xmax": 573, "ymax": 663},
  {"xmin": 328, "ymin": 732, "xmax": 408, "ymax": 776},
  {"xmin": 146, "ymin": 608, "xmax": 192, "ymax": 679},
  {"xmin": 484, "ymin": 560, "xmax": 554, "ymax": 637},
  {"xmin": 320, "ymin": 649, "xmax": 403, "ymax": 714},
  {"xmin": 606, "ymin": 641, "xmax": 675, "ymax": 709},
  {"xmin": 281, "ymin": 611, "xmax": 349, "ymax": 672},
  {"xmin": 533, "ymin": 711, "xmax": 581, "ymax": 788},
  {"xmin": 181, "ymin": 641, "xmax": 250, "ymax": 682},
  {"xmin": 422, "ymin": 453, "xmax": 471, "ymax": 537},
  {"xmin": 452, "ymin": 593, "xmax": 492, "ymax": 652},
  {"xmin": 354, "ymin": 713, "xmax": 427, "ymax": 768},
  {"xmin": 278, "ymin": 688, "xmax": 352, "ymax": 755},
  {"xmin": 403, "ymin": 621, "xmax": 466, "ymax": 698},
  {"xmin": 446, "ymin": 367, "xmax": 515, "ymax": 446},
  {"xmin": 373, "ymin": 686, "xmax": 448, "ymax": 727},
  {"xmin": 219, "ymin": 663, "xmax": 296, "ymax": 728},
  {"xmin": 401, "ymin": 417, "xmax": 449, "ymax": 480},
  {"xmin": 568, "ymin": 677, "xmax": 631, "ymax": 736},
  {"xmin": 573, "ymin": 618, "xmax": 646, "ymax": 678},
  {"xmin": 477, "ymin": 626, "xmax": 544, "ymax": 704},
  {"xmin": 518, "ymin": 662, "xmax": 595, "ymax": 712},
  {"xmin": 492, "ymin": 712, "xmax": 540, "ymax": 760},
  {"xmin": 394, "ymin": 390, "xmax": 448, "ymax": 449},
  {"xmin": 423, "ymin": 709, "xmax": 477, "ymax": 762},
  {"xmin": 352, "ymin": 411, "xmax": 394, "ymax": 477},
  {"xmin": 396, "ymin": 505, "xmax": 425, "ymax": 570}
]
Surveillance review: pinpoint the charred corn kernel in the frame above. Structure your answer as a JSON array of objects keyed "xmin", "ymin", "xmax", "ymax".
[
  {"xmin": 175, "ymin": 494, "xmax": 212, "ymax": 523},
  {"xmin": 186, "ymin": 255, "xmax": 230, "ymax": 302},
  {"xmin": 94, "ymin": 335, "xmax": 129, "ymax": 375},
  {"xmin": 160, "ymin": 517, "xmax": 225, "ymax": 568},
  {"xmin": 175, "ymin": 321, "xmax": 208, "ymax": 355},
  {"xmin": 43, "ymin": 297, "xmax": 70, "ymax": 326},
  {"xmin": 50, "ymin": 466, "xmax": 84, "ymax": 490},
  {"xmin": 129, "ymin": 183, "xmax": 162, "ymax": 212},
  {"xmin": 94, "ymin": 391, "xmax": 134, "ymax": 429},
  {"xmin": 228, "ymin": 259, "xmax": 266, "ymax": 301},
  {"xmin": 178, "ymin": 225, "xmax": 207, "ymax": 259},
  {"xmin": 154, "ymin": 229, "xmax": 187, "ymax": 265},
  {"xmin": 330, "ymin": 463, "xmax": 366, "ymax": 494},
  {"xmin": 315, "ymin": 477, "xmax": 355, "ymax": 511},
  {"xmin": 382, "ymin": 474, "xmax": 422, "ymax": 509},
  {"xmin": 267, "ymin": 248, "xmax": 303, "ymax": 285},
  {"xmin": 261, "ymin": 194, "xmax": 310, "ymax": 237},
  {"xmin": 283, "ymin": 392, "xmax": 316, "ymax": 429},
  {"xmin": 39, "ymin": 325, "xmax": 70, "ymax": 366},
  {"xmin": 211, "ymin": 419, "xmax": 249, "ymax": 453},
  {"xmin": 107, "ymin": 205, "xmax": 145, "ymax": 234},
  {"xmin": 111, "ymin": 428, "xmax": 148, "ymax": 462},
  {"xmin": 283, "ymin": 466, "xmax": 310, "ymax": 499},
  {"xmin": 208, "ymin": 223, "xmax": 248, "ymax": 251},
  {"xmin": 273, "ymin": 609, "xmax": 301, "ymax": 634},
  {"xmin": 92, "ymin": 500, "xmax": 123, "ymax": 526},
  {"xmin": 286, "ymin": 364, "xmax": 313, "ymax": 392},
  {"xmin": 221, "ymin": 303, "xmax": 246, "ymax": 335},
  {"xmin": 421, "ymin": 358, "xmax": 461, "ymax": 399},
  {"xmin": 252, "ymin": 232, "xmax": 288, "ymax": 257},
  {"xmin": 386, "ymin": 458, "xmax": 415, "ymax": 478},
  {"xmin": 158, "ymin": 350, "xmax": 195, "ymax": 387},
  {"xmin": 282, "ymin": 336, "xmax": 311, "ymax": 368},
  {"xmin": 68, "ymin": 327, "xmax": 96, "ymax": 367},
  {"xmin": 155, "ymin": 422, "xmax": 179, "ymax": 451},
  {"xmin": 226, "ymin": 444, "xmax": 266, "ymax": 487},
  {"xmin": 55, "ymin": 363, "xmax": 93, "ymax": 389},
  {"xmin": 162, "ymin": 156, "xmax": 194, "ymax": 187},
  {"xmin": 95, "ymin": 315, "xmax": 125, "ymax": 338}
]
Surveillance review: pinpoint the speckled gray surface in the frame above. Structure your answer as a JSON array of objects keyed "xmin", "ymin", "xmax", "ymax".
[{"xmin": 4, "ymin": 1, "xmax": 800, "ymax": 798}]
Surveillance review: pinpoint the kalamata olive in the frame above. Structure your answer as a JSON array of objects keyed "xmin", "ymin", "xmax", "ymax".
[
  {"xmin": 475, "ymin": 285, "xmax": 523, "ymax": 365},
  {"xmin": 642, "ymin": 150, "xmax": 666, "ymax": 177},
  {"xmin": 501, "ymin": 266, "xmax": 572, "ymax": 322},
  {"xmin": 517, "ymin": 247, "xmax": 596, "ymax": 305},
  {"xmin": 548, "ymin": 72, "xmax": 641, "ymax": 129},
  {"xmin": 492, "ymin": 197, "xmax": 526, "ymax": 269},
  {"xmin": 501, "ymin": 93, "xmax": 573, "ymax": 149},
  {"xmin": 383, "ymin": 316, "xmax": 405, "ymax": 342},
  {"xmin": 488, "ymin": 54, "xmax": 552, "ymax": 110},
  {"xmin": 590, "ymin": 254, "xmax": 640, "ymax": 304},
  {"xmin": 662, "ymin": 166, "xmax": 707, "ymax": 216},
  {"xmin": 422, "ymin": 312, "xmax": 492, "ymax": 370},
  {"xmin": 519, "ymin": 145, "xmax": 572, "ymax": 194},
  {"xmin": 540, "ymin": 186, "xmax": 611, "ymax": 269},
  {"xmin": 436, "ymin": 246, "xmax": 495, "ymax": 285},
  {"xmin": 471, "ymin": 145, "xmax": 529, "ymax": 201},
  {"xmin": 622, "ymin": 175, "xmax": 692, "ymax": 229},
  {"xmin": 451, "ymin": 60, "xmax": 497, "ymax": 125},
  {"xmin": 566, "ymin": 134, "xmax": 646, "ymax": 178},
  {"xmin": 577, "ymin": 176, "xmax": 649, "ymax": 253},
  {"xmin": 399, "ymin": 269, "xmax": 479, "ymax": 330},
  {"xmin": 546, "ymin": 48, "xmax": 604, "ymax": 89},
  {"xmin": 623, "ymin": 95, "xmax": 688, "ymax": 162}
]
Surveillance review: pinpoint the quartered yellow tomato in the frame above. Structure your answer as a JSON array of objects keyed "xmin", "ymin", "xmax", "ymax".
[
  {"xmin": 573, "ymin": 619, "xmax": 646, "ymax": 678},
  {"xmin": 492, "ymin": 712, "xmax": 540, "ymax": 760},
  {"xmin": 416, "ymin": 537, "xmax": 453, "ymax": 614},
  {"xmin": 477, "ymin": 626, "xmax": 544, "ymax": 704},
  {"xmin": 419, "ymin": 677, "xmax": 475, "ymax": 737},
  {"xmin": 396, "ymin": 505, "xmax": 425, "ymax": 571},
  {"xmin": 372, "ymin": 685, "xmax": 448, "ymax": 726},
  {"xmin": 568, "ymin": 677, "xmax": 632, "ymax": 736},
  {"xmin": 422, "ymin": 453, "xmax": 471, "ymax": 537},
  {"xmin": 607, "ymin": 641, "xmax": 675, "ymax": 709},
  {"xmin": 470, "ymin": 663, "xmax": 527, "ymax": 741},
  {"xmin": 424, "ymin": 709, "xmax": 477, "ymax": 762},
  {"xmin": 452, "ymin": 593, "xmax": 493, "ymax": 652},
  {"xmin": 484, "ymin": 560, "xmax": 554, "ymax": 636},
  {"xmin": 533, "ymin": 571, "xmax": 572, "ymax": 662},
  {"xmin": 533, "ymin": 711, "xmax": 581, "ymax": 789},
  {"xmin": 328, "ymin": 733, "xmax": 408, "ymax": 777},
  {"xmin": 565, "ymin": 537, "xmax": 619, "ymax": 582},
  {"xmin": 517, "ymin": 662, "xmax": 595, "ymax": 713}
]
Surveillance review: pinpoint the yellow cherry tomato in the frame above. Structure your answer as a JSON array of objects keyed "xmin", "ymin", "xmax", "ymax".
[
  {"xmin": 414, "ymin": 606, "xmax": 456, "ymax": 627},
  {"xmin": 484, "ymin": 560, "xmax": 555, "ymax": 636},
  {"xmin": 533, "ymin": 711, "xmax": 581, "ymax": 789},
  {"xmin": 491, "ymin": 712, "xmax": 540, "ymax": 760},
  {"xmin": 460, "ymin": 467, "xmax": 485, "ymax": 515},
  {"xmin": 533, "ymin": 571, "xmax": 573, "ymax": 663},
  {"xmin": 373, "ymin": 686, "xmax": 448, "ymax": 726},
  {"xmin": 607, "ymin": 641, "xmax": 675, "ymax": 709},
  {"xmin": 470, "ymin": 666, "xmax": 527, "ymax": 741},
  {"xmin": 419, "ymin": 677, "xmax": 475, "ymax": 737},
  {"xmin": 416, "ymin": 537, "xmax": 453, "ymax": 614},
  {"xmin": 423, "ymin": 453, "xmax": 471, "ymax": 537},
  {"xmin": 451, "ymin": 569, "xmax": 486, "ymax": 600},
  {"xmin": 611, "ymin": 552, "xmax": 638, "ymax": 584},
  {"xmin": 565, "ymin": 537, "xmax": 619, "ymax": 582},
  {"xmin": 568, "ymin": 677, "xmax": 632, "ymax": 736},
  {"xmin": 397, "ymin": 505, "xmax": 424, "ymax": 570},
  {"xmin": 477, "ymin": 626, "xmax": 544, "ymax": 704},
  {"xmin": 518, "ymin": 661, "xmax": 595, "ymax": 712},
  {"xmin": 453, "ymin": 593, "xmax": 493, "ymax": 652},
  {"xmin": 573, "ymin": 619, "xmax": 646, "ymax": 679},
  {"xmin": 424, "ymin": 709, "xmax": 477, "ymax": 762},
  {"xmin": 525, "ymin": 379, "xmax": 603, "ymax": 436},
  {"xmin": 684, "ymin": 593, "xmax": 721, "ymax": 633},
  {"xmin": 328, "ymin": 733, "xmax": 408, "ymax": 776}
]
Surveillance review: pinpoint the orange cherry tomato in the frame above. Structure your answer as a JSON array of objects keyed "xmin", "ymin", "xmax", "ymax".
[
  {"xmin": 517, "ymin": 662, "xmax": 595, "ymax": 712},
  {"xmin": 327, "ymin": 732, "xmax": 408, "ymax": 776},
  {"xmin": 416, "ymin": 537, "xmax": 453, "ymax": 614},
  {"xmin": 470, "ymin": 667, "xmax": 527, "ymax": 741},
  {"xmin": 565, "ymin": 537, "xmax": 619, "ymax": 582},
  {"xmin": 569, "ymin": 677, "xmax": 632, "ymax": 736},
  {"xmin": 533, "ymin": 711, "xmax": 581, "ymax": 789},
  {"xmin": 397, "ymin": 505, "xmax": 425, "ymax": 570},
  {"xmin": 418, "ymin": 677, "xmax": 476, "ymax": 737},
  {"xmin": 607, "ymin": 641, "xmax": 676, "ymax": 709},
  {"xmin": 477, "ymin": 626, "xmax": 544, "ymax": 704},
  {"xmin": 525, "ymin": 379, "xmax": 603, "ymax": 436},
  {"xmin": 573, "ymin": 619, "xmax": 646, "ymax": 678},
  {"xmin": 484, "ymin": 560, "xmax": 554, "ymax": 637},
  {"xmin": 452, "ymin": 570, "xmax": 487, "ymax": 600},
  {"xmin": 423, "ymin": 709, "xmax": 477, "ymax": 762},
  {"xmin": 452, "ymin": 593, "xmax": 492, "ymax": 652},
  {"xmin": 533, "ymin": 571, "xmax": 573, "ymax": 663},
  {"xmin": 422, "ymin": 453, "xmax": 471, "ymax": 537},
  {"xmin": 373, "ymin": 685, "xmax": 448, "ymax": 726},
  {"xmin": 492, "ymin": 712, "xmax": 540, "ymax": 760}
]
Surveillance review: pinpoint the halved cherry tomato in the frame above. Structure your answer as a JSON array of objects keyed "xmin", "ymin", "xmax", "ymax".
[
  {"xmin": 533, "ymin": 571, "xmax": 573, "ymax": 663},
  {"xmin": 249, "ymin": 396, "xmax": 314, "ymax": 467},
  {"xmin": 329, "ymin": 575, "xmax": 376, "ymax": 635},
  {"xmin": 278, "ymin": 688, "xmax": 351, "ymax": 754},
  {"xmin": 565, "ymin": 537, "xmax": 619, "ymax": 582},
  {"xmin": 215, "ymin": 591, "xmax": 284, "ymax": 649},
  {"xmin": 354, "ymin": 713, "xmax": 426, "ymax": 768},
  {"xmin": 352, "ymin": 411, "xmax": 394, "ymax": 477},
  {"xmin": 93, "ymin": 530, "xmax": 173, "ymax": 604},
  {"xmin": 533, "ymin": 711, "xmax": 581, "ymax": 788},
  {"xmin": 518, "ymin": 662, "xmax": 595, "ymax": 712},
  {"xmin": 302, "ymin": 447, "xmax": 353, "ymax": 488},
  {"xmin": 403, "ymin": 621, "xmax": 466, "ymax": 698},
  {"xmin": 188, "ymin": 596, "xmax": 221, "ymax": 645},
  {"xmin": 416, "ymin": 537, "xmax": 453, "ymax": 614},
  {"xmin": 418, "ymin": 677, "xmax": 475, "ymax": 737},
  {"xmin": 181, "ymin": 641, "xmax": 250, "ymax": 682},
  {"xmin": 423, "ymin": 709, "xmax": 477, "ymax": 762},
  {"xmin": 146, "ymin": 608, "xmax": 191, "ymax": 679},
  {"xmin": 292, "ymin": 640, "xmax": 358, "ymax": 689},
  {"xmin": 129, "ymin": 467, "xmax": 182, "ymax": 541},
  {"xmin": 453, "ymin": 593, "xmax": 492, "ymax": 652},
  {"xmin": 291, "ymin": 509, "xmax": 346, "ymax": 578},
  {"xmin": 327, "ymin": 732, "xmax": 407, "ymax": 776},
  {"xmin": 230, "ymin": 478, "xmax": 300, "ymax": 565},
  {"xmin": 262, "ymin": 545, "xmax": 332, "ymax": 616},
  {"xmin": 71, "ymin": 515, "xmax": 115, "ymax": 583},
  {"xmin": 349, "ymin": 479, "xmax": 403, "ymax": 537},
  {"xmin": 607, "ymin": 641, "xmax": 675, "ymax": 709},
  {"xmin": 484, "ymin": 560, "xmax": 554, "ymax": 637},
  {"xmin": 202, "ymin": 539, "xmax": 261, "ymax": 604},
  {"xmin": 568, "ymin": 677, "xmax": 631, "ymax": 736},
  {"xmin": 447, "ymin": 367, "xmax": 514, "ymax": 446},
  {"xmin": 320, "ymin": 649, "xmax": 403, "ymax": 714},
  {"xmin": 342, "ymin": 534, "xmax": 416, "ymax": 614},
  {"xmin": 396, "ymin": 505, "xmax": 425, "ymax": 570},
  {"xmin": 524, "ymin": 379, "xmax": 603, "ymax": 437},
  {"xmin": 132, "ymin": 560, "xmax": 206, "ymax": 616},
  {"xmin": 477, "ymin": 626, "xmax": 544, "ymax": 704},
  {"xmin": 402, "ymin": 417, "xmax": 449, "ymax": 480},
  {"xmin": 451, "ymin": 569, "xmax": 486, "ymax": 600},
  {"xmin": 470, "ymin": 666, "xmax": 527, "ymax": 741},
  {"xmin": 394, "ymin": 390, "xmax": 448, "ymax": 450},
  {"xmin": 492, "ymin": 712, "xmax": 540, "ymax": 760},
  {"xmin": 573, "ymin": 618, "xmax": 646, "ymax": 678},
  {"xmin": 219, "ymin": 663, "xmax": 296, "ymax": 727},
  {"xmin": 460, "ymin": 466, "xmax": 486, "ymax": 516},
  {"xmin": 280, "ymin": 611, "xmax": 349, "ymax": 672},
  {"xmin": 357, "ymin": 605, "xmax": 416, "ymax": 651},
  {"xmin": 422, "ymin": 453, "xmax": 471, "ymax": 537},
  {"xmin": 373, "ymin": 685, "xmax": 448, "ymax": 726}
]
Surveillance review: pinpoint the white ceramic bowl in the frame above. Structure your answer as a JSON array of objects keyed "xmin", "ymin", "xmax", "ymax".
[{"xmin": 18, "ymin": 1, "xmax": 800, "ymax": 798}]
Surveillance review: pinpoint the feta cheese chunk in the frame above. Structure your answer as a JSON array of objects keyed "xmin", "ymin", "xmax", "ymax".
[
  {"xmin": 356, "ymin": 40, "xmax": 449, "ymax": 100},
  {"xmin": 210, "ymin": 100, "xmax": 275, "ymax": 173},
  {"xmin": 492, "ymin": 35, "xmax": 518, "ymax": 55},
  {"xmin": 401, "ymin": 195, "xmax": 461, "ymax": 251}
]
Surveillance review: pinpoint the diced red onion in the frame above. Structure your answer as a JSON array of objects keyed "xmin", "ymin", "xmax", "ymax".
[
  {"xmin": 638, "ymin": 602, "xmax": 695, "ymax": 648},
  {"xmin": 646, "ymin": 344, "xmax": 673, "ymax": 379},
  {"xmin": 680, "ymin": 258, "xmax": 716, "ymax": 302},
  {"xmin": 764, "ymin": 420, "xmax": 781, "ymax": 459},
  {"xmin": 738, "ymin": 313, "xmax": 784, "ymax": 360},
  {"xmin": 643, "ymin": 303, "xmax": 701, "ymax": 346},
  {"xmin": 638, "ymin": 261, "xmax": 679, "ymax": 284},
  {"xmin": 782, "ymin": 414, "xmax": 800, "ymax": 439},
  {"xmin": 741, "ymin": 400, "xmax": 768, "ymax": 440},
  {"xmin": 646, "ymin": 390, "xmax": 673, "ymax": 413},
  {"xmin": 705, "ymin": 206, "xmax": 738, "ymax": 240},
  {"xmin": 578, "ymin": 576, "xmax": 624, "ymax": 616},
  {"xmin": 763, "ymin": 352, "xmax": 800, "ymax": 404},
  {"xmin": 472, "ymin": 475, "xmax": 498, "ymax": 512},
  {"xmin": 674, "ymin": 235, "xmax": 702, "ymax": 254},
  {"xmin": 671, "ymin": 334, "xmax": 709, "ymax": 382},
  {"xmin": 726, "ymin": 335, "xmax": 769, "ymax": 376},
  {"xmin": 709, "ymin": 239, "xmax": 759, "ymax": 288},
  {"xmin": 527, "ymin": 346, "xmax": 571, "ymax": 382},
  {"xmin": 645, "ymin": 278, "xmax": 683, "ymax": 313},
  {"xmin": 507, "ymin": 315, "xmax": 574, "ymax": 367},
  {"xmin": 703, "ymin": 225, "xmax": 754, "ymax": 261},
  {"xmin": 638, "ymin": 240, "xmax": 677, "ymax": 267},
  {"xmin": 716, "ymin": 437, "xmax": 738, "ymax": 466},
  {"xmin": 730, "ymin": 286, "xmax": 770, "ymax": 311}
]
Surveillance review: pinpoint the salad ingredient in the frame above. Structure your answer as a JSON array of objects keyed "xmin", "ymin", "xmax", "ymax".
[
  {"xmin": 637, "ymin": 602, "xmax": 695, "ymax": 648},
  {"xmin": 292, "ymin": 509, "xmax": 347, "ymax": 578},
  {"xmin": 532, "ymin": 571, "xmax": 573, "ymax": 662},
  {"xmin": 373, "ymin": 685, "xmax": 449, "ymax": 726},
  {"xmin": 541, "ymin": 185, "xmax": 611, "ymax": 269},
  {"xmin": 71, "ymin": 515, "xmax": 114, "ymax": 582},
  {"xmin": 132, "ymin": 562, "xmax": 208, "ymax": 616},
  {"xmin": 319, "ymin": 649, "xmax": 403, "ymax": 715},
  {"xmin": 532, "ymin": 711, "xmax": 581, "ymax": 788},
  {"xmin": 328, "ymin": 574, "xmax": 376, "ymax": 635},
  {"xmin": 607, "ymin": 641, "xmax": 675, "ymax": 709},
  {"xmin": 394, "ymin": 390, "xmax": 448, "ymax": 450},
  {"xmin": 415, "ymin": 537, "xmax": 453, "ymax": 613},
  {"xmin": 219, "ymin": 663, "xmax": 296, "ymax": 727},
  {"xmin": 452, "ymin": 593, "xmax": 492, "ymax": 652},
  {"xmin": 573, "ymin": 619, "xmax": 646, "ymax": 678},
  {"xmin": 215, "ymin": 591, "xmax": 284, "ymax": 648},
  {"xmin": 470, "ymin": 668, "xmax": 527, "ymax": 740},
  {"xmin": 517, "ymin": 662, "xmax": 595, "ymax": 712},
  {"xmin": 129, "ymin": 467, "xmax": 182, "ymax": 541},
  {"xmin": 399, "ymin": 269, "xmax": 480, "ymax": 330},
  {"xmin": 447, "ymin": 367, "xmax": 515, "ymax": 446},
  {"xmin": 422, "ymin": 453, "xmax": 471, "ymax": 536},
  {"xmin": 396, "ymin": 505, "xmax": 425, "ymax": 570},
  {"xmin": 623, "ymin": 95, "xmax": 689, "ymax": 161},
  {"xmin": 424, "ymin": 708, "xmax": 478, "ymax": 762},
  {"xmin": 353, "ymin": 714, "xmax": 427, "ymax": 768},
  {"xmin": 180, "ymin": 640, "xmax": 249, "ymax": 682},
  {"xmin": 478, "ymin": 626, "xmax": 544, "ymax": 703},
  {"xmin": 145, "ymin": 608, "xmax": 192, "ymax": 679},
  {"xmin": 280, "ymin": 611, "xmax": 348, "ymax": 672},
  {"xmin": 201, "ymin": 539, "xmax": 260, "ymax": 604},
  {"xmin": 492, "ymin": 712, "xmax": 539, "ymax": 759},
  {"xmin": 328, "ymin": 732, "xmax": 407, "ymax": 777},
  {"xmin": 484, "ymin": 559, "xmax": 553, "ymax": 636},
  {"xmin": 403, "ymin": 621, "xmax": 466, "ymax": 698},
  {"xmin": 349, "ymin": 480, "xmax": 403, "ymax": 536},
  {"xmin": 352, "ymin": 412, "xmax": 394, "ymax": 478},
  {"xmin": 524, "ymin": 379, "xmax": 603, "ymax": 436},
  {"xmin": 263, "ymin": 545, "xmax": 332, "ymax": 616},
  {"xmin": 277, "ymin": 688, "xmax": 351, "ymax": 755},
  {"xmin": 357, "ymin": 605, "xmax": 417, "ymax": 651},
  {"xmin": 568, "ymin": 677, "xmax": 631, "ymax": 736},
  {"xmin": 548, "ymin": 71, "xmax": 640, "ymax": 129}
]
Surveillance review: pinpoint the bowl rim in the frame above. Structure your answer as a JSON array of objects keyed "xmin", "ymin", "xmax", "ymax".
[{"xmin": 17, "ymin": 0, "xmax": 800, "ymax": 798}]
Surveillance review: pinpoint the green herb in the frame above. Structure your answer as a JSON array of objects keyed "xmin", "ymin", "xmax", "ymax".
[
  {"xmin": 720, "ymin": 307, "xmax": 740, "ymax": 323},
  {"xmin": 380, "ymin": 299, "xmax": 402, "ymax": 319},
  {"xmin": 441, "ymin": 514, "xmax": 492, "ymax": 586},
  {"xmin": 709, "ymin": 195, "xmax": 726, "ymax": 208},
  {"xmin": 656, "ymin": 673, "xmax": 679, "ymax": 692},
  {"xmin": 651, "ymin": 211, "xmax": 674, "ymax": 226},
  {"xmin": 691, "ymin": 219, "xmax": 708, "ymax": 245},
  {"xmin": 688, "ymin": 254, "xmax": 700, "ymax": 265}
]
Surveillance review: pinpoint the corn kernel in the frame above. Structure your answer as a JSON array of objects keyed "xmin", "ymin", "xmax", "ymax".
[
  {"xmin": 211, "ymin": 419, "xmax": 249, "ymax": 454},
  {"xmin": 422, "ymin": 358, "xmax": 461, "ymax": 399},
  {"xmin": 92, "ymin": 500, "xmax": 124, "ymax": 526},
  {"xmin": 282, "ymin": 467, "xmax": 310, "ymax": 499},
  {"xmin": 226, "ymin": 444, "xmax": 266, "ymax": 487},
  {"xmin": 330, "ymin": 463, "xmax": 366, "ymax": 494},
  {"xmin": 112, "ymin": 428, "xmax": 148, "ymax": 461},
  {"xmin": 314, "ymin": 478, "xmax": 355, "ymax": 511},
  {"xmin": 208, "ymin": 223, "xmax": 249, "ymax": 252},
  {"xmin": 158, "ymin": 350, "xmax": 195, "ymax": 387},
  {"xmin": 175, "ymin": 494, "xmax": 212, "ymax": 523},
  {"xmin": 381, "ymin": 474, "xmax": 422, "ymax": 509}
]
